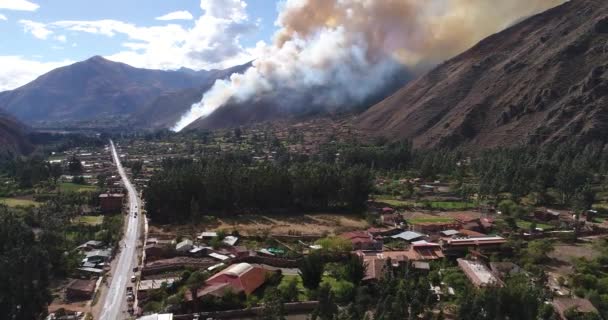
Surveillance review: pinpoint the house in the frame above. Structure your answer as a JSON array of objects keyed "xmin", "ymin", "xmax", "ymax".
[
  {"xmin": 391, "ymin": 231, "xmax": 425, "ymax": 242},
  {"xmin": 534, "ymin": 209, "xmax": 562, "ymax": 221},
  {"xmin": 552, "ymin": 297, "xmax": 599, "ymax": 320},
  {"xmin": 99, "ymin": 193, "xmax": 124, "ymax": 213},
  {"xmin": 222, "ymin": 236, "xmax": 239, "ymax": 246},
  {"xmin": 457, "ymin": 259, "xmax": 501, "ymax": 288},
  {"xmin": 194, "ymin": 263, "xmax": 268, "ymax": 298},
  {"xmin": 197, "ymin": 231, "xmax": 218, "ymax": 240},
  {"xmin": 340, "ymin": 231, "xmax": 383, "ymax": 251},
  {"xmin": 440, "ymin": 229, "xmax": 460, "ymax": 237},
  {"xmin": 410, "ymin": 221, "xmax": 462, "ymax": 233},
  {"xmin": 77, "ymin": 240, "xmax": 104, "ymax": 251},
  {"xmin": 362, "ymin": 256, "xmax": 389, "ymax": 282},
  {"xmin": 410, "ymin": 240, "xmax": 445, "ymax": 260},
  {"xmin": 381, "ymin": 213, "xmax": 404, "ymax": 226},
  {"xmin": 412, "ymin": 261, "xmax": 430, "ymax": 271},
  {"xmin": 176, "ymin": 239, "xmax": 193, "ymax": 252},
  {"xmin": 66, "ymin": 279, "xmax": 96, "ymax": 301},
  {"xmin": 83, "ymin": 249, "xmax": 111, "ymax": 264},
  {"xmin": 442, "ymin": 236, "xmax": 507, "ymax": 255}
]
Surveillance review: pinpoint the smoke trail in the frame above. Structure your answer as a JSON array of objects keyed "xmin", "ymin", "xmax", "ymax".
[{"xmin": 172, "ymin": 0, "xmax": 565, "ymax": 132}]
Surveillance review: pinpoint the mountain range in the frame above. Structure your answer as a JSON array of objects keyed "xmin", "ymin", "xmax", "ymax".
[
  {"xmin": 0, "ymin": 56, "xmax": 250, "ymax": 127},
  {"xmin": 1, "ymin": 0, "xmax": 607, "ymax": 150},
  {"xmin": 357, "ymin": 0, "xmax": 608, "ymax": 148}
]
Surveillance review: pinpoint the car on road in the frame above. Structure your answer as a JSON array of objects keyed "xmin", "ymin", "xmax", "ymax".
[
  {"xmin": 132, "ymin": 266, "xmax": 138, "ymax": 272},
  {"xmin": 131, "ymin": 275, "xmax": 136, "ymax": 283}
]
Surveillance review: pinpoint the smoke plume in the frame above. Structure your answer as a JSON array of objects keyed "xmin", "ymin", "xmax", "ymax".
[{"xmin": 172, "ymin": 0, "xmax": 565, "ymax": 131}]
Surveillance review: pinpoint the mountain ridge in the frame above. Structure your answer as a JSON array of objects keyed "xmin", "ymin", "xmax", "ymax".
[
  {"xmin": 356, "ymin": 0, "xmax": 608, "ymax": 148},
  {"xmin": 0, "ymin": 56, "xmax": 248, "ymax": 127}
]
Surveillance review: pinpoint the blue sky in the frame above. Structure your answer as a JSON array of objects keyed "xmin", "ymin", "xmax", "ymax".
[{"xmin": 0, "ymin": 0, "xmax": 281, "ymax": 90}]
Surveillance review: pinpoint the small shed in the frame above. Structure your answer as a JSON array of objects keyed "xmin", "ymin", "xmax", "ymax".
[{"xmin": 176, "ymin": 239, "xmax": 194, "ymax": 252}]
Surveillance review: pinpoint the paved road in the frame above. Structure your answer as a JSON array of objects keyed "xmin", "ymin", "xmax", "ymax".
[{"xmin": 99, "ymin": 140, "xmax": 141, "ymax": 320}]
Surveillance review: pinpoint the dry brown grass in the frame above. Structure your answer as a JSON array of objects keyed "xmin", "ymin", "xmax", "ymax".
[{"xmin": 149, "ymin": 213, "xmax": 369, "ymax": 238}]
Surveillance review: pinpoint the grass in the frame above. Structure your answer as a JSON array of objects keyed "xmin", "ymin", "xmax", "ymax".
[
  {"xmin": 375, "ymin": 197, "xmax": 415, "ymax": 207},
  {"xmin": 426, "ymin": 201, "xmax": 477, "ymax": 210},
  {"xmin": 375, "ymin": 197, "xmax": 476, "ymax": 210},
  {"xmin": 515, "ymin": 219, "xmax": 554, "ymax": 231},
  {"xmin": 59, "ymin": 183, "xmax": 99, "ymax": 193},
  {"xmin": 278, "ymin": 275, "xmax": 307, "ymax": 301},
  {"xmin": 0, "ymin": 197, "xmax": 41, "ymax": 207},
  {"xmin": 407, "ymin": 217, "xmax": 456, "ymax": 224},
  {"xmin": 73, "ymin": 215, "xmax": 104, "ymax": 226}
]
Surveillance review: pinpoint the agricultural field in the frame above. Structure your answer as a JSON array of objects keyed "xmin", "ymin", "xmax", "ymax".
[
  {"xmin": 59, "ymin": 182, "xmax": 99, "ymax": 193},
  {"xmin": 0, "ymin": 197, "xmax": 41, "ymax": 207},
  {"xmin": 73, "ymin": 215, "xmax": 104, "ymax": 226},
  {"xmin": 149, "ymin": 213, "xmax": 369, "ymax": 238}
]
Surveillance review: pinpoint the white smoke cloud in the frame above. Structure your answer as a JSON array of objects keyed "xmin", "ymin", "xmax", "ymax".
[{"xmin": 173, "ymin": 0, "xmax": 566, "ymax": 131}]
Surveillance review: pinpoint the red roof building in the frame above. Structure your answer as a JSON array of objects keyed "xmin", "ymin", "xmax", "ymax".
[
  {"xmin": 340, "ymin": 231, "xmax": 383, "ymax": 251},
  {"xmin": 194, "ymin": 263, "xmax": 267, "ymax": 298}
]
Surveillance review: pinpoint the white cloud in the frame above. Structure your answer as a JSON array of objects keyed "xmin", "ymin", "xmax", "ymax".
[
  {"xmin": 156, "ymin": 10, "xmax": 193, "ymax": 21},
  {"xmin": 0, "ymin": 56, "xmax": 71, "ymax": 91},
  {"xmin": 20, "ymin": 19, "xmax": 53, "ymax": 39},
  {"xmin": 50, "ymin": 0, "xmax": 257, "ymax": 70},
  {"xmin": 0, "ymin": 14, "xmax": 7, "ymax": 21},
  {"xmin": 0, "ymin": 0, "xmax": 39, "ymax": 11},
  {"xmin": 0, "ymin": 0, "xmax": 257, "ymax": 91}
]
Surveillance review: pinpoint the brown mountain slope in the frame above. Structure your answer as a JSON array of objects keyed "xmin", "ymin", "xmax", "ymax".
[
  {"xmin": 357, "ymin": 0, "xmax": 608, "ymax": 148},
  {"xmin": 133, "ymin": 62, "xmax": 251, "ymax": 129},
  {"xmin": 0, "ymin": 111, "xmax": 32, "ymax": 154}
]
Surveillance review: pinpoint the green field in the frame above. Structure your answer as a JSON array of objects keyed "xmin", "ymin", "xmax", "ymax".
[
  {"xmin": 426, "ymin": 201, "xmax": 477, "ymax": 210},
  {"xmin": 59, "ymin": 183, "xmax": 99, "ymax": 193},
  {"xmin": 0, "ymin": 197, "xmax": 41, "ymax": 207},
  {"xmin": 73, "ymin": 215, "xmax": 104, "ymax": 226},
  {"xmin": 407, "ymin": 217, "xmax": 456, "ymax": 224},
  {"xmin": 375, "ymin": 197, "xmax": 476, "ymax": 210},
  {"xmin": 376, "ymin": 198, "xmax": 415, "ymax": 207},
  {"xmin": 516, "ymin": 219, "xmax": 554, "ymax": 231}
]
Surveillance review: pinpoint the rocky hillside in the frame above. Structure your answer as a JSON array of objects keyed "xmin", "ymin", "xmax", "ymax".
[
  {"xmin": 0, "ymin": 56, "xmax": 244, "ymax": 126},
  {"xmin": 357, "ymin": 0, "xmax": 608, "ymax": 148}
]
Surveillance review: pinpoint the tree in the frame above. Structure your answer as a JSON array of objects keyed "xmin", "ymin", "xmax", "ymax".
[
  {"xmin": 299, "ymin": 253, "xmax": 324, "ymax": 290},
  {"xmin": 280, "ymin": 276, "xmax": 300, "ymax": 302},
  {"xmin": 187, "ymin": 271, "xmax": 208, "ymax": 301},
  {"xmin": 345, "ymin": 254, "xmax": 367, "ymax": 286},
  {"xmin": 0, "ymin": 208, "xmax": 52, "ymax": 319},
  {"xmin": 68, "ymin": 156, "xmax": 83, "ymax": 175},
  {"xmin": 312, "ymin": 283, "xmax": 338, "ymax": 320},
  {"xmin": 260, "ymin": 288, "xmax": 285, "ymax": 320}
]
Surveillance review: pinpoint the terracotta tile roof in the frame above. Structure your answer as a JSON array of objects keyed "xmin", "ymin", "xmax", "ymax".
[
  {"xmin": 203, "ymin": 263, "xmax": 267, "ymax": 295},
  {"xmin": 553, "ymin": 297, "xmax": 598, "ymax": 319}
]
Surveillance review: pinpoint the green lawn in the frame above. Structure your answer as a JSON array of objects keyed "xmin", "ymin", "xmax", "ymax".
[
  {"xmin": 407, "ymin": 217, "xmax": 456, "ymax": 224},
  {"xmin": 427, "ymin": 201, "xmax": 477, "ymax": 210},
  {"xmin": 0, "ymin": 197, "xmax": 41, "ymax": 207},
  {"xmin": 374, "ymin": 197, "xmax": 415, "ymax": 207},
  {"xmin": 73, "ymin": 215, "xmax": 104, "ymax": 226},
  {"xmin": 516, "ymin": 219, "xmax": 554, "ymax": 231},
  {"xmin": 59, "ymin": 183, "xmax": 99, "ymax": 193}
]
